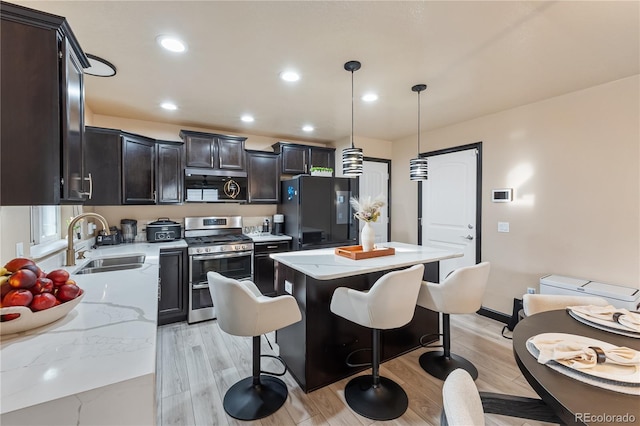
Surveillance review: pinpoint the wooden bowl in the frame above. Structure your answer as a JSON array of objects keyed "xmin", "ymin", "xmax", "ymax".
[{"xmin": 0, "ymin": 290, "xmax": 84, "ymax": 335}]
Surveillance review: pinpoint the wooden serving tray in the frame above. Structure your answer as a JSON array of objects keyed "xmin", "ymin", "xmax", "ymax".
[{"xmin": 335, "ymin": 245, "xmax": 395, "ymax": 260}]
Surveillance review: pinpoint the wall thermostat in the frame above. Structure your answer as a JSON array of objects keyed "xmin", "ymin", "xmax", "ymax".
[{"xmin": 492, "ymin": 188, "xmax": 513, "ymax": 203}]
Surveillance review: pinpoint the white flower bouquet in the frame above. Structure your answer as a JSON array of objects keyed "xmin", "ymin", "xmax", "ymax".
[{"xmin": 350, "ymin": 195, "xmax": 385, "ymax": 223}]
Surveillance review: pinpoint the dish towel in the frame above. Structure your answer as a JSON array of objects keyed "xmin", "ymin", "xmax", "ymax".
[
  {"xmin": 530, "ymin": 335, "xmax": 640, "ymax": 369},
  {"xmin": 569, "ymin": 305, "xmax": 640, "ymax": 332}
]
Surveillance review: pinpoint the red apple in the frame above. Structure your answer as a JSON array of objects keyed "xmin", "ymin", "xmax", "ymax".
[
  {"xmin": 8, "ymin": 269, "xmax": 37, "ymax": 289},
  {"xmin": 46, "ymin": 269, "xmax": 70, "ymax": 285},
  {"xmin": 30, "ymin": 293, "xmax": 57, "ymax": 311},
  {"xmin": 20, "ymin": 264, "xmax": 43, "ymax": 278},
  {"xmin": 1, "ymin": 313, "xmax": 20, "ymax": 322},
  {"xmin": 29, "ymin": 277, "xmax": 54, "ymax": 295},
  {"xmin": 2, "ymin": 289, "xmax": 33, "ymax": 306},
  {"xmin": 56, "ymin": 284, "xmax": 80, "ymax": 302},
  {"xmin": 4, "ymin": 258, "xmax": 35, "ymax": 273},
  {"xmin": 0, "ymin": 280, "xmax": 11, "ymax": 299}
]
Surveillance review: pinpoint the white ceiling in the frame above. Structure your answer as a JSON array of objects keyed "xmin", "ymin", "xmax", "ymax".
[{"xmin": 14, "ymin": 1, "xmax": 640, "ymax": 143}]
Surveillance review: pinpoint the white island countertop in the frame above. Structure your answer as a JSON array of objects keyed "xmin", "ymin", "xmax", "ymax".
[
  {"xmin": 0, "ymin": 240, "xmax": 186, "ymax": 423},
  {"xmin": 270, "ymin": 242, "xmax": 462, "ymax": 280}
]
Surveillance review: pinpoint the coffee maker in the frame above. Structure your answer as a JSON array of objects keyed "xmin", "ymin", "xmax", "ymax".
[
  {"xmin": 272, "ymin": 214, "xmax": 284, "ymax": 235},
  {"xmin": 120, "ymin": 219, "xmax": 137, "ymax": 243}
]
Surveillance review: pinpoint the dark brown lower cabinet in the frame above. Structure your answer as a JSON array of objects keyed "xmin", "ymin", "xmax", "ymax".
[
  {"xmin": 254, "ymin": 241, "xmax": 290, "ymax": 295},
  {"xmin": 158, "ymin": 248, "xmax": 187, "ymax": 325}
]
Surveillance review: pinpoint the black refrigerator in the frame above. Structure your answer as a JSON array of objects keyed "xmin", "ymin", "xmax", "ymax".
[{"xmin": 279, "ymin": 176, "xmax": 358, "ymax": 250}]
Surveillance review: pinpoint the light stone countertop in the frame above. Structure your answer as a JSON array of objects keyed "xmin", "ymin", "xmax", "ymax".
[
  {"xmin": 0, "ymin": 240, "xmax": 186, "ymax": 419},
  {"xmin": 270, "ymin": 242, "xmax": 463, "ymax": 280},
  {"xmin": 248, "ymin": 233, "xmax": 292, "ymax": 243}
]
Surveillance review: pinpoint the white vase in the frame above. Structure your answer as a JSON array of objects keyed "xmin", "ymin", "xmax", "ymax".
[{"xmin": 361, "ymin": 221, "xmax": 375, "ymax": 252}]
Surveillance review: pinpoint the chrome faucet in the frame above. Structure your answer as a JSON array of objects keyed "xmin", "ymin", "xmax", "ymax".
[{"xmin": 65, "ymin": 213, "xmax": 110, "ymax": 266}]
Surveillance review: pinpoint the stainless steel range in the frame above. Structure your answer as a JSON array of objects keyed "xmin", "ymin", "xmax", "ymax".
[{"xmin": 184, "ymin": 216, "xmax": 253, "ymax": 323}]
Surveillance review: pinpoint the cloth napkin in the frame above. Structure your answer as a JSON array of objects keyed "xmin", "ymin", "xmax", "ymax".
[
  {"xmin": 569, "ymin": 305, "xmax": 640, "ymax": 333},
  {"xmin": 530, "ymin": 335, "xmax": 640, "ymax": 369}
]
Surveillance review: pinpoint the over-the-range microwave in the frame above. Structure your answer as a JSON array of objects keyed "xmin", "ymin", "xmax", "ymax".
[{"xmin": 184, "ymin": 169, "xmax": 247, "ymax": 203}]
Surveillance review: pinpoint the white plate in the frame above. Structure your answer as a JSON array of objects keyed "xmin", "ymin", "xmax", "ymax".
[
  {"xmin": 0, "ymin": 291, "xmax": 84, "ymax": 335},
  {"xmin": 526, "ymin": 332, "xmax": 640, "ymax": 385},
  {"xmin": 568, "ymin": 308, "xmax": 640, "ymax": 339}
]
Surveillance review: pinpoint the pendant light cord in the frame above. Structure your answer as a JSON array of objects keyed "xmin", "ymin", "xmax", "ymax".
[
  {"xmin": 351, "ymin": 69, "xmax": 355, "ymax": 149},
  {"xmin": 417, "ymin": 89, "xmax": 421, "ymax": 155}
]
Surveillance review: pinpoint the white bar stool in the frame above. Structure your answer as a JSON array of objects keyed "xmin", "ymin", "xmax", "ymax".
[
  {"xmin": 207, "ymin": 271, "xmax": 301, "ymax": 420},
  {"xmin": 329, "ymin": 264, "xmax": 425, "ymax": 420},
  {"xmin": 417, "ymin": 262, "xmax": 490, "ymax": 380}
]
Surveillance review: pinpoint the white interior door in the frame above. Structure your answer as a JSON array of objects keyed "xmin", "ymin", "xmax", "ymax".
[
  {"xmin": 421, "ymin": 148, "xmax": 478, "ymax": 281},
  {"xmin": 359, "ymin": 160, "xmax": 389, "ymax": 244}
]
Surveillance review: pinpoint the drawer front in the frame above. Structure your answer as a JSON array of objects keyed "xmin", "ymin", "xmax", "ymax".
[{"xmin": 254, "ymin": 241, "xmax": 290, "ymax": 254}]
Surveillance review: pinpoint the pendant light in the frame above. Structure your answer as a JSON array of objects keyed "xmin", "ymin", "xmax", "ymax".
[
  {"xmin": 342, "ymin": 60, "xmax": 363, "ymax": 177},
  {"xmin": 410, "ymin": 84, "xmax": 428, "ymax": 181}
]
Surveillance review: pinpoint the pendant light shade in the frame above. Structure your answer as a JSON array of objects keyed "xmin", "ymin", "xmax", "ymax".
[
  {"xmin": 410, "ymin": 84, "xmax": 428, "ymax": 181},
  {"xmin": 342, "ymin": 60, "xmax": 363, "ymax": 177}
]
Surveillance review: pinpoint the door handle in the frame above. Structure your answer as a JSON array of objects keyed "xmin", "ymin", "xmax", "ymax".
[
  {"xmin": 461, "ymin": 234, "xmax": 474, "ymax": 240},
  {"xmin": 468, "ymin": 224, "xmax": 474, "ymax": 229}
]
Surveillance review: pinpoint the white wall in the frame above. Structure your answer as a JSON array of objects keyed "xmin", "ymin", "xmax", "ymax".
[{"xmin": 391, "ymin": 75, "xmax": 640, "ymax": 314}]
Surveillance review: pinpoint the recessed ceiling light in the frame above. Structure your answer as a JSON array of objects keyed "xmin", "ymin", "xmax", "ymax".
[
  {"xmin": 157, "ymin": 35, "xmax": 187, "ymax": 53},
  {"xmin": 241, "ymin": 114, "xmax": 254, "ymax": 123},
  {"xmin": 362, "ymin": 93, "xmax": 378, "ymax": 102},
  {"xmin": 302, "ymin": 125, "xmax": 314, "ymax": 132},
  {"xmin": 160, "ymin": 102, "xmax": 177, "ymax": 111},
  {"xmin": 280, "ymin": 71, "xmax": 300, "ymax": 82}
]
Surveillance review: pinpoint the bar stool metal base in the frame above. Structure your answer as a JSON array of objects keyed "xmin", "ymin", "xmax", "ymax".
[
  {"xmin": 344, "ymin": 375, "xmax": 409, "ymax": 421},
  {"xmin": 223, "ymin": 375, "xmax": 288, "ymax": 420},
  {"xmin": 419, "ymin": 351, "xmax": 478, "ymax": 381}
]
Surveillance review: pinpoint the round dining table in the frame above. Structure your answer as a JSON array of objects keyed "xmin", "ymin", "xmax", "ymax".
[{"xmin": 512, "ymin": 309, "xmax": 640, "ymax": 426}]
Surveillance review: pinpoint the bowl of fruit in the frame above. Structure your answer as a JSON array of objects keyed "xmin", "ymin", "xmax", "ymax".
[{"xmin": 0, "ymin": 258, "xmax": 84, "ymax": 336}]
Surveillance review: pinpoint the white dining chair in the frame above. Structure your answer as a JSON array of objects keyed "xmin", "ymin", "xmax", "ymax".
[{"xmin": 522, "ymin": 293, "xmax": 609, "ymax": 316}]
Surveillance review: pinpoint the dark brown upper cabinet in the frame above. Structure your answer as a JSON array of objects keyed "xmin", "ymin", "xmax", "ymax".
[
  {"xmin": 122, "ymin": 134, "xmax": 156, "ymax": 204},
  {"xmin": 1, "ymin": 2, "xmax": 90, "ymax": 205},
  {"xmin": 246, "ymin": 150, "xmax": 280, "ymax": 204},
  {"xmin": 180, "ymin": 130, "xmax": 246, "ymax": 176},
  {"xmin": 156, "ymin": 141, "xmax": 184, "ymax": 205},
  {"xmin": 271, "ymin": 142, "xmax": 335, "ymax": 176},
  {"xmin": 85, "ymin": 127, "xmax": 183, "ymax": 206}
]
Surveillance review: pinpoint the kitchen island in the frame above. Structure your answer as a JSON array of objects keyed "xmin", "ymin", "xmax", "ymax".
[
  {"xmin": 270, "ymin": 242, "xmax": 462, "ymax": 392},
  {"xmin": 0, "ymin": 240, "xmax": 186, "ymax": 425}
]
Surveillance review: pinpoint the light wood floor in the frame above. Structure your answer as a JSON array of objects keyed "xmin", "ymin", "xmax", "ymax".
[{"xmin": 156, "ymin": 313, "xmax": 557, "ymax": 426}]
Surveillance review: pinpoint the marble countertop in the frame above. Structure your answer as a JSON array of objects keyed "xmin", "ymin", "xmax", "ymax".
[
  {"xmin": 248, "ymin": 233, "xmax": 292, "ymax": 243},
  {"xmin": 0, "ymin": 240, "xmax": 186, "ymax": 415},
  {"xmin": 270, "ymin": 242, "xmax": 463, "ymax": 280}
]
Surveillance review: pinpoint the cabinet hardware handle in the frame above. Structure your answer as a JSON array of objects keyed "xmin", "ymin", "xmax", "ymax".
[
  {"xmin": 267, "ymin": 245, "xmax": 278, "ymax": 249},
  {"xmin": 79, "ymin": 173, "xmax": 93, "ymax": 199}
]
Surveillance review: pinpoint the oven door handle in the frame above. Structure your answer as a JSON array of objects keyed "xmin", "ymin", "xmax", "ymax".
[
  {"xmin": 192, "ymin": 283, "xmax": 210, "ymax": 290},
  {"xmin": 191, "ymin": 251, "xmax": 252, "ymax": 261}
]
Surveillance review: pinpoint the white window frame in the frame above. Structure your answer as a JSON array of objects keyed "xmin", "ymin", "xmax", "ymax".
[{"xmin": 31, "ymin": 205, "xmax": 61, "ymax": 246}]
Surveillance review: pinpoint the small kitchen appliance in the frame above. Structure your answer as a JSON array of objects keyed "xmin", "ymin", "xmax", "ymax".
[
  {"xmin": 146, "ymin": 218, "xmax": 182, "ymax": 242},
  {"xmin": 272, "ymin": 214, "xmax": 284, "ymax": 235},
  {"xmin": 120, "ymin": 219, "xmax": 137, "ymax": 243},
  {"xmin": 96, "ymin": 226, "xmax": 122, "ymax": 246}
]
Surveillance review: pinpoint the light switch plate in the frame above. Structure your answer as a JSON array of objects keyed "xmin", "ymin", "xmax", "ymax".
[
  {"xmin": 16, "ymin": 242, "xmax": 24, "ymax": 257},
  {"xmin": 498, "ymin": 222, "xmax": 510, "ymax": 233},
  {"xmin": 284, "ymin": 280, "xmax": 293, "ymax": 294}
]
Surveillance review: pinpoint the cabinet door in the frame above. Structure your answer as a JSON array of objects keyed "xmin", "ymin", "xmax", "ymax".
[
  {"xmin": 217, "ymin": 137, "xmax": 246, "ymax": 171},
  {"xmin": 247, "ymin": 151, "xmax": 280, "ymax": 203},
  {"xmin": 157, "ymin": 142, "xmax": 183, "ymax": 204},
  {"xmin": 158, "ymin": 249, "xmax": 187, "ymax": 325},
  {"xmin": 60, "ymin": 38, "xmax": 86, "ymax": 203},
  {"xmin": 83, "ymin": 127, "xmax": 121, "ymax": 205},
  {"xmin": 0, "ymin": 16, "xmax": 60, "ymax": 205},
  {"xmin": 254, "ymin": 254, "xmax": 276, "ymax": 296},
  {"xmin": 310, "ymin": 147, "xmax": 335, "ymax": 172},
  {"xmin": 185, "ymin": 134, "xmax": 214, "ymax": 168},
  {"xmin": 122, "ymin": 135, "xmax": 156, "ymax": 204},
  {"xmin": 281, "ymin": 145, "xmax": 308, "ymax": 174}
]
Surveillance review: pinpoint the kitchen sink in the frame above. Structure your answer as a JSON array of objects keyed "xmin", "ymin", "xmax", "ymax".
[{"xmin": 74, "ymin": 254, "xmax": 146, "ymax": 275}]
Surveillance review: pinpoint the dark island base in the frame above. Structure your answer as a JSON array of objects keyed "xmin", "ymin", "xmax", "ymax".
[{"xmin": 275, "ymin": 262, "xmax": 440, "ymax": 393}]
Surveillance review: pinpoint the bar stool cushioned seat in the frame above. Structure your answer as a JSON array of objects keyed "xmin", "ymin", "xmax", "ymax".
[
  {"xmin": 207, "ymin": 271, "xmax": 301, "ymax": 420},
  {"xmin": 417, "ymin": 262, "xmax": 490, "ymax": 381},
  {"xmin": 522, "ymin": 293, "xmax": 609, "ymax": 317},
  {"xmin": 330, "ymin": 264, "xmax": 424, "ymax": 421}
]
